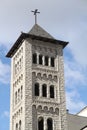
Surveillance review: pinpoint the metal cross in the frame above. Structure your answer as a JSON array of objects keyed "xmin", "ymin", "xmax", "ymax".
[{"xmin": 31, "ymin": 9, "xmax": 40, "ymax": 24}]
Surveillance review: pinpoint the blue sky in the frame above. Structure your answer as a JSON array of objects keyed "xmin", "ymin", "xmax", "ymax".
[{"xmin": 0, "ymin": 0, "xmax": 87, "ymax": 130}]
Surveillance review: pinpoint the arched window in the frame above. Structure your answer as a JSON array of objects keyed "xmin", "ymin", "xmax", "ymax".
[
  {"xmin": 35, "ymin": 83, "xmax": 39, "ymax": 96},
  {"xmin": 51, "ymin": 57, "xmax": 55, "ymax": 67},
  {"xmin": 21, "ymin": 86, "xmax": 23, "ymax": 99},
  {"xmin": 16, "ymin": 123, "xmax": 18, "ymax": 130},
  {"xmin": 47, "ymin": 118, "xmax": 53, "ymax": 130},
  {"xmin": 50, "ymin": 85, "xmax": 54, "ymax": 98},
  {"xmin": 39, "ymin": 55, "xmax": 43, "ymax": 65},
  {"xmin": 15, "ymin": 64, "xmax": 17, "ymax": 74},
  {"xmin": 45, "ymin": 56, "xmax": 49, "ymax": 66},
  {"xmin": 38, "ymin": 117, "xmax": 44, "ymax": 130},
  {"xmin": 18, "ymin": 89, "xmax": 20, "ymax": 102},
  {"xmin": 15, "ymin": 91, "xmax": 17, "ymax": 104},
  {"xmin": 33, "ymin": 53, "xmax": 37, "ymax": 64},
  {"xmin": 42, "ymin": 84, "xmax": 47, "ymax": 97},
  {"xmin": 19, "ymin": 120, "xmax": 21, "ymax": 130}
]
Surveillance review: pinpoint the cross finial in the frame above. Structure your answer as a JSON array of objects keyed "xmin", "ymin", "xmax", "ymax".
[{"xmin": 31, "ymin": 9, "xmax": 40, "ymax": 24}]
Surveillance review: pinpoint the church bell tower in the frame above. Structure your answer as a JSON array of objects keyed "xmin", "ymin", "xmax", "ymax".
[{"xmin": 6, "ymin": 15, "xmax": 68, "ymax": 130}]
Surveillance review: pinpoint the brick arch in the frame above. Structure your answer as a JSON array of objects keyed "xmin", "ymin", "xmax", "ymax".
[
  {"xmin": 48, "ymin": 74, "xmax": 53, "ymax": 80},
  {"xmin": 37, "ymin": 73, "xmax": 42, "ymax": 79},
  {"xmin": 21, "ymin": 74, "xmax": 23, "ymax": 80},
  {"xmin": 53, "ymin": 75, "xmax": 57, "ymax": 82},
  {"xmin": 37, "ymin": 105, "xmax": 42, "ymax": 111},
  {"xmin": 17, "ymin": 111, "xmax": 18, "ymax": 117},
  {"xmin": 32, "ymin": 104, "xmax": 36, "ymax": 109},
  {"xmin": 19, "ymin": 76, "xmax": 21, "ymax": 82},
  {"xmin": 55, "ymin": 108, "xmax": 59, "ymax": 115},
  {"xmin": 21, "ymin": 107, "xmax": 22, "ymax": 113},
  {"xmin": 32, "ymin": 72, "xmax": 36, "ymax": 77},
  {"xmin": 49, "ymin": 107, "xmax": 54, "ymax": 113},
  {"xmin": 43, "ymin": 106, "xmax": 48, "ymax": 111},
  {"xmin": 43, "ymin": 73, "xmax": 47, "ymax": 80},
  {"xmin": 19, "ymin": 109, "xmax": 21, "ymax": 115}
]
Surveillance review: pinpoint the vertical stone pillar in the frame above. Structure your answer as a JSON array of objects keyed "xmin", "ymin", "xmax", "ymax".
[
  {"xmin": 43, "ymin": 56, "xmax": 45, "ymax": 65},
  {"xmin": 37, "ymin": 53, "xmax": 39, "ymax": 64},
  {"xmin": 47, "ymin": 85, "xmax": 50, "ymax": 98},
  {"xmin": 44, "ymin": 117, "xmax": 47, "ymax": 130},
  {"xmin": 49, "ymin": 57, "xmax": 51, "ymax": 66},
  {"xmin": 40, "ymin": 84, "xmax": 42, "ymax": 97}
]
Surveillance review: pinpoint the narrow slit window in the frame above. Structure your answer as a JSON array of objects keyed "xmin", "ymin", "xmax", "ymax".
[
  {"xmin": 16, "ymin": 123, "xmax": 18, "ymax": 130},
  {"xmin": 33, "ymin": 53, "xmax": 37, "ymax": 64},
  {"xmin": 42, "ymin": 84, "xmax": 47, "ymax": 97},
  {"xmin": 51, "ymin": 57, "xmax": 55, "ymax": 67},
  {"xmin": 18, "ymin": 89, "xmax": 20, "ymax": 102},
  {"xmin": 38, "ymin": 117, "xmax": 44, "ymax": 130},
  {"xmin": 35, "ymin": 83, "xmax": 39, "ymax": 96},
  {"xmin": 21, "ymin": 86, "xmax": 23, "ymax": 99},
  {"xmin": 50, "ymin": 85, "xmax": 54, "ymax": 98},
  {"xmin": 15, "ymin": 91, "xmax": 17, "ymax": 104},
  {"xmin": 47, "ymin": 118, "xmax": 53, "ymax": 130},
  {"xmin": 19, "ymin": 120, "xmax": 21, "ymax": 130},
  {"xmin": 39, "ymin": 55, "xmax": 43, "ymax": 65},
  {"xmin": 45, "ymin": 56, "xmax": 49, "ymax": 66}
]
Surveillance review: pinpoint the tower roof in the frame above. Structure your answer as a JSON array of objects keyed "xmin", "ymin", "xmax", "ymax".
[
  {"xmin": 28, "ymin": 24, "xmax": 54, "ymax": 39},
  {"xmin": 6, "ymin": 24, "xmax": 68, "ymax": 58}
]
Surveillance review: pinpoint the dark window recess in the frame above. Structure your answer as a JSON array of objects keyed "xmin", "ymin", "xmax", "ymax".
[
  {"xmin": 38, "ymin": 117, "xmax": 44, "ymax": 130},
  {"xmin": 16, "ymin": 123, "xmax": 18, "ymax": 130},
  {"xmin": 47, "ymin": 118, "xmax": 53, "ymax": 130},
  {"xmin": 33, "ymin": 53, "xmax": 37, "ymax": 64},
  {"xmin": 35, "ymin": 83, "xmax": 39, "ymax": 96},
  {"xmin": 39, "ymin": 55, "xmax": 43, "ymax": 65},
  {"xmin": 50, "ymin": 86, "xmax": 54, "ymax": 98},
  {"xmin": 19, "ymin": 120, "xmax": 21, "ymax": 130},
  {"xmin": 42, "ymin": 84, "xmax": 47, "ymax": 97},
  {"xmin": 45, "ymin": 56, "xmax": 49, "ymax": 66},
  {"xmin": 51, "ymin": 57, "xmax": 55, "ymax": 67}
]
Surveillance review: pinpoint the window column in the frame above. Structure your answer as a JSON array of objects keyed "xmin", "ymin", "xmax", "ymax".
[
  {"xmin": 43, "ymin": 56, "xmax": 45, "ymax": 65},
  {"xmin": 47, "ymin": 85, "xmax": 50, "ymax": 98},
  {"xmin": 37, "ymin": 53, "xmax": 39, "ymax": 65},
  {"xmin": 44, "ymin": 117, "xmax": 47, "ymax": 130},
  {"xmin": 49, "ymin": 57, "xmax": 51, "ymax": 66},
  {"xmin": 40, "ymin": 84, "xmax": 42, "ymax": 97}
]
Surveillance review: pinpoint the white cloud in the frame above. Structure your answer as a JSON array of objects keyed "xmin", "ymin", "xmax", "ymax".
[
  {"xmin": 0, "ymin": 59, "xmax": 10, "ymax": 84},
  {"xmin": 64, "ymin": 58, "xmax": 87, "ymax": 88},
  {"xmin": 66, "ymin": 90, "xmax": 86, "ymax": 114},
  {"xmin": 64, "ymin": 52, "xmax": 87, "ymax": 113}
]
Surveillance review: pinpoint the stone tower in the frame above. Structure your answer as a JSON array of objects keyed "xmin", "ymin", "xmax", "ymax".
[{"xmin": 6, "ymin": 24, "xmax": 68, "ymax": 130}]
